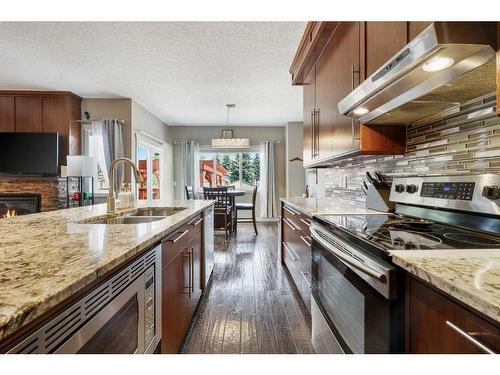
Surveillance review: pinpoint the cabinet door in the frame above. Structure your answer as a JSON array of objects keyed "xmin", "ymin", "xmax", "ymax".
[
  {"xmin": 161, "ymin": 249, "xmax": 190, "ymax": 354},
  {"xmin": 317, "ymin": 22, "xmax": 361, "ymax": 157},
  {"xmin": 15, "ymin": 96, "xmax": 42, "ymax": 132},
  {"xmin": 365, "ymin": 22, "xmax": 408, "ymax": 77},
  {"xmin": 303, "ymin": 67, "xmax": 315, "ymax": 165},
  {"xmin": 0, "ymin": 96, "xmax": 15, "ymax": 132},
  {"xmin": 407, "ymin": 277, "xmax": 500, "ymax": 353},
  {"xmin": 42, "ymin": 96, "xmax": 69, "ymax": 166},
  {"xmin": 408, "ymin": 22, "xmax": 432, "ymax": 41}
]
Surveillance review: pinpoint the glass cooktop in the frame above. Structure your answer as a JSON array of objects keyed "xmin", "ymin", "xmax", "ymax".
[{"xmin": 316, "ymin": 214, "xmax": 500, "ymax": 251}]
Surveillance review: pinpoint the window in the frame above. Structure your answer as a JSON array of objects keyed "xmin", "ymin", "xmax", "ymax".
[
  {"xmin": 199, "ymin": 151, "xmax": 260, "ymax": 190},
  {"xmin": 137, "ymin": 142, "xmax": 162, "ymax": 201},
  {"xmin": 84, "ymin": 126, "xmax": 109, "ymax": 194}
]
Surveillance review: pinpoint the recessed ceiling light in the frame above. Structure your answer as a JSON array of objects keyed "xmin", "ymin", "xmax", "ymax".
[
  {"xmin": 422, "ymin": 56, "xmax": 454, "ymax": 72},
  {"xmin": 353, "ymin": 107, "xmax": 369, "ymax": 116}
]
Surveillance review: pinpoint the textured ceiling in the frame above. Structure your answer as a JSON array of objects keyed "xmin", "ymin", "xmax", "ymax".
[{"xmin": 0, "ymin": 22, "xmax": 305, "ymax": 126}]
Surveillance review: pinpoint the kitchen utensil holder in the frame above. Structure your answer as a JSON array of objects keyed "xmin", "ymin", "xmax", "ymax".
[{"xmin": 366, "ymin": 184, "xmax": 395, "ymax": 212}]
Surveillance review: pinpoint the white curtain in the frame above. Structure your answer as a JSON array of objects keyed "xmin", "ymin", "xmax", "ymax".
[
  {"xmin": 260, "ymin": 141, "xmax": 277, "ymax": 218},
  {"xmin": 181, "ymin": 141, "xmax": 200, "ymax": 198}
]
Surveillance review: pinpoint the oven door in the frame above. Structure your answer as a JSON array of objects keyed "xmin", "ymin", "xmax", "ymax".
[{"xmin": 310, "ymin": 224, "xmax": 403, "ymax": 354}]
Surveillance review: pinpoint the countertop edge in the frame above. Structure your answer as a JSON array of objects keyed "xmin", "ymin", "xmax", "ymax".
[{"xmin": 392, "ymin": 255, "xmax": 500, "ymax": 324}]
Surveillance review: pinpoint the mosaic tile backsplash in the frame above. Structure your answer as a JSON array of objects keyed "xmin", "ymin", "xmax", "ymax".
[{"xmin": 306, "ymin": 93, "xmax": 500, "ymax": 202}]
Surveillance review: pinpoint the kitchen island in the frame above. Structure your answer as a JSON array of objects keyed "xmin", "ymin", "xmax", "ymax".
[{"xmin": 0, "ymin": 199, "xmax": 214, "ymax": 351}]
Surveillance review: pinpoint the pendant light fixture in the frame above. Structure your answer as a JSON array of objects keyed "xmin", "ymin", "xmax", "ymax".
[{"xmin": 211, "ymin": 104, "xmax": 250, "ymax": 149}]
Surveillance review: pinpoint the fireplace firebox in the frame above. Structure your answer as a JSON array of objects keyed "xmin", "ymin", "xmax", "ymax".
[{"xmin": 0, "ymin": 193, "xmax": 42, "ymax": 218}]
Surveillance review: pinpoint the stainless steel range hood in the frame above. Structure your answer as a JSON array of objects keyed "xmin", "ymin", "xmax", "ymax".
[{"xmin": 338, "ymin": 22, "xmax": 497, "ymax": 125}]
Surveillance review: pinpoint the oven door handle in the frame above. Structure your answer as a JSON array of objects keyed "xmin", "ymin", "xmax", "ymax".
[{"xmin": 310, "ymin": 226, "xmax": 386, "ymax": 283}]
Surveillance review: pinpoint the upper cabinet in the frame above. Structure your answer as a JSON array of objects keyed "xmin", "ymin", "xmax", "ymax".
[
  {"xmin": 408, "ymin": 21, "xmax": 433, "ymax": 41},
  {"xmin": 15, "ymin": 96, "xmax": 42, "ymax": 132},
  {"xmin": 0, "ymin": 91, "xmax": 82, "ymax": 166},
  {"xmin": 364, "ymin": 22, "xmax": 408, "ymax": 78},
  {"xmin": 292, "ymin": 22, "xmax": 407, "ymax": 168}
]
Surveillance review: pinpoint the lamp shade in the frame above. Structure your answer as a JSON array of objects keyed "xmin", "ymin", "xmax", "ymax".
[{"xmin": 66, "ymin": 155, "xmax": 96, "ymax": 177}]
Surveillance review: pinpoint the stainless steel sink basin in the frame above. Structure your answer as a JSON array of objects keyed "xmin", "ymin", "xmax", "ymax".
[
  {"xmin": 132, "ymin": 207, "xmax": 187, "ymax": 217},
  {"xmin": 88, "ymin": 216, "xmax": 166, "ymax": 224},
  {"xmin": 78, "ymin": 207, "xmax": 187, "ymax": 224}
]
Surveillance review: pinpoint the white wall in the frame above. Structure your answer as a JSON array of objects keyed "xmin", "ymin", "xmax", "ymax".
[
  {"xmin": 286, "ymin": 122, "xmax": 305, "ymax": 198},
  {"xmin": 131, "ymin": 101, "xmax": 173, "ymax": 201}
]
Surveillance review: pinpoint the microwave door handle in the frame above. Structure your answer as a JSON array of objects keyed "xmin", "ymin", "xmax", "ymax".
[{"xmin": 310, "ymin": 227, "xmax": 386, "ymax": 283}]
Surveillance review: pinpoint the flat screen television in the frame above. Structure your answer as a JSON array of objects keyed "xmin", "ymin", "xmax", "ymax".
[{"xmin": 0, "ymin": 132, "xmax": 59, "ymax": 176}]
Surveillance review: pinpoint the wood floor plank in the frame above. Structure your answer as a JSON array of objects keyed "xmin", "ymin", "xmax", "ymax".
[
  {"xmin": 240, "ymin": 289, "xmax": 259, "ymax": 354},
  {"xmin": 182, "ymin": 223, "xmax": 313, "ymax": 354}
]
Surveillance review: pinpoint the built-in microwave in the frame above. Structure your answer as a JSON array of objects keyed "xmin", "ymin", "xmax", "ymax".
[{"xmin": 8, "ymin": 246, "xmax": 161, "ymax": 354}]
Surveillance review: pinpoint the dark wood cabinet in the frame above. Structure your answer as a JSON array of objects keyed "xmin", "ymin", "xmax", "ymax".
[
  {"xmin": 0, "ymin": 96, "xmax": 15, "ymax": 132},
  {"xmin": 364, "ymin": 22, "xmax": 408, "ymax": 78},
  {"xmin": 161, "ymin": 240, "xmax": 191, "ymax": 354},
  {"xmin": 408, "ymin": 22, "xmax": 433, "ymax": 41},
  {"xmin": 281, "ymin": 203, "xmax": 312, "ymax": 314},
  {"xmin": 293, "ymin": 22, "xmax": 406, "ymax": 168},
  {"xmin": 15, "ymin": 96, "xmax": 42, "ymax": 132},
  {"xmin": 0, "ymin": 91, "xmax": 82, "ymax": 167},
  {"xmin": 303, "ymin": 67, "xmax": 315, "ymax": 165},
  {"xmin": 406, "ymin": 276, "xmax": 500, "ymax": 353},
  {"xmin": 161, "ymin": 215, "xmax": 203, "ymax": 354}
]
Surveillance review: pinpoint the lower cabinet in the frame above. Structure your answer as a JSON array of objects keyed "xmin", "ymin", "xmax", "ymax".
[
  {"xmin": 161, "ymin": 215, "xmax": 203, "ymax": 354},
  {"xmin": 281, "ymin": 203, "xmax": 312, "ymax": 313},
  {"xmin": 406, "ymin": 276, "xmax": 500, "ymax": 353}
]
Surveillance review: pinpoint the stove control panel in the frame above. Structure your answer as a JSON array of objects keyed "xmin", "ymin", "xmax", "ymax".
[
  {"xmin": 420, "ymin": 182, "xmax": 475, "ymax": 200},
  {"xmin": 391, "ymin": 175, "xmax": 500, "ymax": 215}
]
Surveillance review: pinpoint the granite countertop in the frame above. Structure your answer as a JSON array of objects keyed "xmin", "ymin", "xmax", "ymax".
[
  {"xmin": 0, "ymin": 199, "xmax": 214, "ymax": 342},
  {"xmin": 390, "ymin": 249, "xmax": 500, "ymax": 323},
  {"xmin": 281, "ymin": 197, "xmax": 380, "ymax": 216}
]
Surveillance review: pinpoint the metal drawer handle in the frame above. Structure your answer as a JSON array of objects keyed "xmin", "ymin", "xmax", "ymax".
[
  {"xmin": 300, "ymin": 235, "xmax": 311, "ymax": 247},
  {"xmin": 310, "ymin": 226, "xmax": 386, "ymax": 282},
  {"xmin": 300, "ymin": 218, "xmax": 311, "ymax": 227},
  {"xmin": 300, "ymin": 271, "xmax": 311, "ymax": 289},
  {"xmin": 189, "ymin": 217, "xmax": 203, "ymax": 226},
  {"xmin": 446, "ymin": 321, "xmax": 495, "ymax": 354},
  {"xmin": 283, "ymin": 217, "xmax": 296, "ymax": 231},
  {"xmin": 165, "ymin": 229, "xmax": 189, "ymax": 244},
  {"xmin": 283, "ymin": 242, "xmax": 300, "ymax": 262},
  {"xmin": 283, "ymin": 206, "xmax": 298, "ymax": 216}
]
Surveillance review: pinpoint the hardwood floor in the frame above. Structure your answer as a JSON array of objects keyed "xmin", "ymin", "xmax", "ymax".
[{"xmin": 182, "ymin": 222, "xmax": 314, "ymax": 354}]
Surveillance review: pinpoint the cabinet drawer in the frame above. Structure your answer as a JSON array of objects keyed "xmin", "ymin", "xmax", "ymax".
[
  {"xmin": 283, "ymin": 205, "xmax": 311, "ymax": 234},
  {"xmin": 283, "ymin": 241, "xmax": 302, "ymax": 289},
  {"xmin": 161, "ymin": 225, "xmax": 190, "ymax": 268},
  {"xmin": 408, "ymin": 276, "xmax": 500, "ymax": 353}
]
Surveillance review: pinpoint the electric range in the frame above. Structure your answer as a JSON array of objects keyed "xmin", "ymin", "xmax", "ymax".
[{"xmin": 310, "ymin": 174, "xmax": 500, "ymax": 354}]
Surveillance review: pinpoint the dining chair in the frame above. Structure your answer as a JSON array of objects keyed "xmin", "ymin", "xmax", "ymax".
[
  {"xmin": 235, "ymin": 185, "xmax": 258, "ymax": 235},
  {"xmin": 203, "ymin": 186, "xmax": 233, "ymax": 241},
  {"xmin": 185, "ymin": 185, "xmax": 194, "ymax": 200}
]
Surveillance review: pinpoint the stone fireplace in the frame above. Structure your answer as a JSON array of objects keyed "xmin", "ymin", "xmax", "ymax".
[
  {"xmin": 0, "ymin": 193, "xmax": 41, "ymax": 217},
  {"xmin": 0, "ymin": 177, "xmax": 65, "ymax": 212}
]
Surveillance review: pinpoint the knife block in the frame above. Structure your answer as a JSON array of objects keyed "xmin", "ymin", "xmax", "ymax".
[{"xmin": 366, "ymin": 184, "xmax": 395, "ymax": 212}]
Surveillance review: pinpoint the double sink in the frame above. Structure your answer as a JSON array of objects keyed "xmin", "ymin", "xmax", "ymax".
[{"xmin": 81, "ymin": 207, "xmax": 187, "ymax": 224}]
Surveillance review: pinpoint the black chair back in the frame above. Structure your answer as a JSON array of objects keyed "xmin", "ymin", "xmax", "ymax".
[
  {"xmin": 203, "ymin": 187, "xmax": 230, "ymax": 208},
  {"xmin": 251, "ymin": 184, "xmax": 258, "ymax": 206},
  {"xmin": 185, "ymin": 185, "xmax": 194, "ymax": 200}
]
